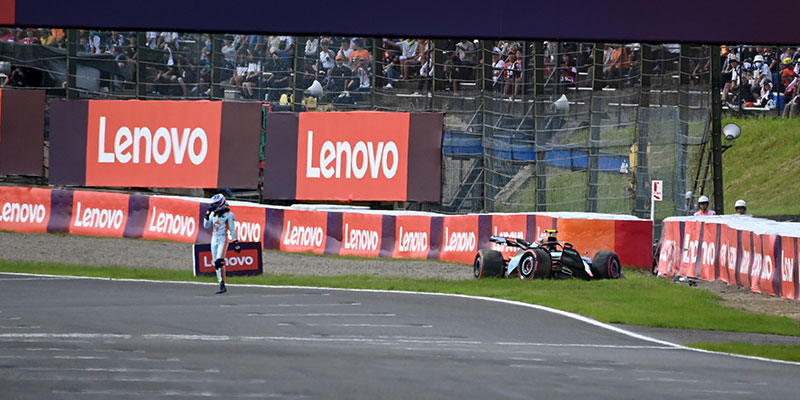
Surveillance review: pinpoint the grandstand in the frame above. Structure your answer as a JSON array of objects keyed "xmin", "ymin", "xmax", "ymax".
[{"xmin": 1, "ymin": 28, "xmax": 798, "ymax": 226}]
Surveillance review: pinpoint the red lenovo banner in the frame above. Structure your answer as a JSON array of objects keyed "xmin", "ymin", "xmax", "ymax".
[
  {"xmin": 0, "ymin": 185, "xmax": 655, "ymax": 271},
  {"xmin": 658, "ymin": 217, "xmax": 800, "ymax": 301},
  {"xmin": 69, "ymin": 190, "xmax": 130, "ymax": 238},
  {"xmin": 48, "ymin": 99, "xmax": 261, "ymax": 189},
  {"xmin": 439, "ymin": 215, "xmax": 479, "ymax": 264},
  {"xmin": 0, "ymin": 89, "xmax": 45, "ymax": 176},
  {"xmin": 193, "ymin": 241, "xmax": 263, "ymax": 276},
  {"xmin": 393, "ymin": 215, "xmax": 433, "ymax": 259},
  {"xmin": 780, "ymin": 237, "xmax": 798, "ymax": 300},
  {"xmin": 263, "ymin": 111, "xmax": 442, "ymax": 202},
  {"xmin": 491, "ymin": 214, "xmax": 528, "ymax": 259},
  {"xmin": 141, "ymin": 196, "xmax": 201, "ymax": 243},
  {"xmin": 226, "ymin": 205, "xmax": 267, "ymax": 247},
  {"xmin": 339, "ymin": 212, "xmax": 384, "ymax": 258},
  {"xmin": 297, "ymin": 112, "xmax": 409, "ymax": 201},
  {"xmin": 0, "ymin": 186, "xmax": 51, "ymax": 233},
  {"xmin": 279, "ymin": 209, "xmax": 328, "ymax": 254}
]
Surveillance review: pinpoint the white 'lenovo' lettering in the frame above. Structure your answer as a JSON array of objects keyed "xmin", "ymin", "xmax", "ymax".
[
  {"xmin": 97, "ymin": 116, "xmax": 208, "ymax": 165},
  {"xmin": 147, "ymin": 206, "xmax": 196, "ymax": 237},
  {"xmin": 397, "ymin": 226, "xmax": 428, "ymax": 252},
  {"xmin": 305, "ymin": 130, "xmax": 399, "ymax": 180},
  {"xmin": 73, "ymin": 201, "xmax": 124, "ymax": 230},
  {"xmin": 443, "ymin": 227, "xmax": 476, "ymax": 252},
  {"xmin": 0, "ymin": 202, "xmax": 47, "ymax": 224},
  {"xmin": 343, "ymin": 223, "xmax": 379, "ymax": 251},
  {"xmin": 282, "ymin": 220, "xmax": 324, "ymax": 247}
]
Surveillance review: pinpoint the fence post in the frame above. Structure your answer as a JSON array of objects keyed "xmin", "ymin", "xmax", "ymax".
[
  {"xmin": 533, "ymin": 41, "xmax": 547, "ymax": 211},
  {"xmin": 65, "ymin": 29, "xmax": 78, "ymax": 99},
  {"xmin": 587, "ymin": 43, "xmax": 604, "ymax": 212},
  {"xmin": 634, "ymin": 44, "xmax": 653, "ymax": 218},
  {"xmin": 710, "ymin": 45, "xmax": 724, "ymax": 215},
  {"xmin": 676, "ymin": 44, "xmax": 691, "ymax": 214}
]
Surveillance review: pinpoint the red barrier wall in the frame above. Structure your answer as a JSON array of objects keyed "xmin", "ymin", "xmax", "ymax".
[
  {"xmin": 657, "ymin": 217, "xmax": 800, "ymax": 300},
  {"xmin": 0, "ymin": 185, "xmax": 654, "ymax": 270}
]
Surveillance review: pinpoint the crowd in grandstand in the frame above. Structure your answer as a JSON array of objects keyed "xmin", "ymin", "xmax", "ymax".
[{"xmin": 2, "ymin": 27, "xmax": 799, "ymax": 115}]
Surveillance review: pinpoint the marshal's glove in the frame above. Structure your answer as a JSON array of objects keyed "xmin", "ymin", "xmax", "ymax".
[{"xmin": 233, "ymin": 240, "xmax": 241, "ymax": 253}]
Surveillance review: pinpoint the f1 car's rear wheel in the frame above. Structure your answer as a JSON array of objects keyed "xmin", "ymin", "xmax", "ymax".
[
  {"xmin": 474, "ymin": 249, "xmax": 504, "ymax": 279},
  {"xmin": 591, "ymin": 251, "xmax": 622, "ymax": 279}
]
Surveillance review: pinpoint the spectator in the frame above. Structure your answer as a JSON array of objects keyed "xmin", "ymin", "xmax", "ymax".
[
  {"xmin": 503, "ymin": 51, "xmax": 523, "ymax": 98},
  {"xmin": 560, "ymin": 54, "xmax": 577, "ymax": 84},
  {"xmin": 734, "ymin": 199, "xmax": 751, "ymax": 216},
  {"xmin": 39, "ymin": 29, "xmax": 55, "ymax": 46},
  {"xmin": 349, "ymin": 39, "xmax": 370, "ymax": 69},
  {"xmin": 491, "ymin": 48, "xmax": 506, "ymax": 92},
  {"xmin": 0, "ymin": 28, "xmax": 15, "ymax": 42},
  {"xmin": 455, "ymin": 39, "xmax": 477, "ymax": 81},
  {"xmin": 20, "ymin": 29, "xmax": 39, "ymax": 45},
  {"xmin": 0, "ymin": 72, "xmax": 8, "ymax": 87},
  {"xmin": 417, "ymin": 52, "xmax": 433, "ymax": 92},
  {"xmin": 754, "ymin": 80, "xmax": 773, "ymax": 108},
  {"xmin": 318, "ymin": 38, "xmax": 336, "ymax": 76},
  {"xmin": 694, "ymin": 195, "xmax": 716, "ymax": 216},
  {"xmin": 384, "ymin": 38, "xmax": 419, "ymax": 79},
  {"xmin": 721, "ymin": 56, "xmax": 740, "ymax": 104},
  {"xmin": 443, "ymin": 56, "xmax": 458, "ymax": 92},
  {"xmin": 326, "ymin": 55, "xmax": 353, "ymax": 99},
  {"xmin": 752, "ymin": 54, "xmax": 772, "ymax": 90},
  {"xmin": 351, "ymin": 58, "xmax": 371, "ymax": 102},
  {"xmin": 221, "ymin": 36, "xmax": 237, "ymax": 64},
  {"xmin": 263, "ymin": 51, "xmax": 291, "ymax": 102},
  {"xmin": 382, "ymin": 55, "xmax": 400, "ymax": 89},
  {"xmin": 240, "ymin": 51, "xmax": 261, "ymax": 99},
  {"xmin": 603, "ymin": 44, "xmax": 630, "ymax": 88},
  {"xmin": 781, "ymin": 57, "xmax": 797, "ymax": 93}
]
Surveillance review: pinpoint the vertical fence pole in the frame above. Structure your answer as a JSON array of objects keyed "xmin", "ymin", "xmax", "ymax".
[
  {"xmin": 587, "ymin": 43, "xmax": 604, "ymax": 212},
  {"xmin": 65, "ymin": 29, "xmax": 78, "ymax": 99},
  {"xmin": 676, "ymin": 44, "xmax": 691, "ymax": 215},
  {"xmin": 634, "ymin": 44, "xmax": 653, "ymax": 219},
  {"xmin": 533, "ymin": 41, "xmax": 547, "ymax": 211},
  {"xmin": 710, "ymin": 45, "xmax": 724, "ymax": 215}
]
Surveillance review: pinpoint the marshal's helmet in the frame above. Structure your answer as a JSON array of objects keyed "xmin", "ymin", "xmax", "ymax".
[{"xmin": 209, "ymin": 193, "xmax": 227, "ymax": 213}]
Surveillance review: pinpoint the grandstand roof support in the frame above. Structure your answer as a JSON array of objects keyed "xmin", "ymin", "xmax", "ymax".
[{"xmin": 709, "ymin": 45, "xmax": 724, "ymax": 215}]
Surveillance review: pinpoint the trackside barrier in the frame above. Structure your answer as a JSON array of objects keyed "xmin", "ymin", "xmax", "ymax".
[
  {"xmin": 0, "ymin": 185, "xmax": 653, "ymax": 269},
  {"xmin": 656, "ymin": 216, "xmax": 800, "ymax": 300}
]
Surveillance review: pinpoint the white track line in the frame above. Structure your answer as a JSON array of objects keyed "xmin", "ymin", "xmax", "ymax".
[{"xmin": 2, "ymin": 271, "xmax": 799, "ymax": 366}]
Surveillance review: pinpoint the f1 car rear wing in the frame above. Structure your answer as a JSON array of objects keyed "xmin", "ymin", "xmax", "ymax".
[{"xmin": 489, "ymin": 235, "xmax": 532, "ymax": 249}]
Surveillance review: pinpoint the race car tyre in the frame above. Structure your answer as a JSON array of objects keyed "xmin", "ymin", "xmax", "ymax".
[
  {"xmin": 518, "ymin": 252, "xmax": 536, "ymax": 280},
  {"xmin": 474, "ymin": 249, "xmax": 504, "ymax": 279},
  {"xmin": 591, "ymin": 251, "xmax": 622, "ymax": 279},
  {"xmin": 532, "ymin": 248, "xmax": 552, "ymax": 279}
]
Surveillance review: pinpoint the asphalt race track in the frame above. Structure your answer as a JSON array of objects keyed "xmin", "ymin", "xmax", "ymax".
[{"xmin": 1, "ymin": 273, "xmax": 798, "ymax": 399}]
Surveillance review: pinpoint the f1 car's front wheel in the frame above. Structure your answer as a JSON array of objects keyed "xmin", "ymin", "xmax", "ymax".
[
  {"xmin": 474, "ymin": 249, "xmax": 504, "ymax": 279},
  {"xmin": 591, "ymin": 251, "xmax": 622, "ymax": 279},
  {"xmin": 518, "ymin": 249, "xmax": 552, "ymax": 280}
]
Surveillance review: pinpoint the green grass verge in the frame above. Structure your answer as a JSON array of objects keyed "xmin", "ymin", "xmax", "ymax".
[
  {"xmin": 3, "ymin": 260, "xmax": 799, "ymax": 337},
  {"xmin": 688, "ymin": 342, "xmax": 800, "ymax": 363},
  {"xmin": 722, "ymin": 117, "xmax": 800, "ymax": 215}
]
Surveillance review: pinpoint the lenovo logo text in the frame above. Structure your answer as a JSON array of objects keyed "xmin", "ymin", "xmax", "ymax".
[
  {"xmin": 73, "ymin": 201, "xmax": 124, "ymax": 230},
  {"xmin": 443, "ymin": 227, "xmax": 476, "ymax": 252},
  {"xmin": 147, "ymin": 206, "xmax": 196, "ymax": 237},
  {"xmin": 305, "ymin": 131, "xmax": 399, "ymax": 179},
  {"xmin": 96, "ymin": 116, "xmax": 208, "ymax": 165},
  {"xmin": 0, "ymin": 202, "xmax": 47, "ymax": 224},
  {"xmin": 397, "ymin": 226, "xmax": 428, "ymax": 252},
  {"xmin": 282, "ymin": 220, "xmax": 324, "ymax": 248}
]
